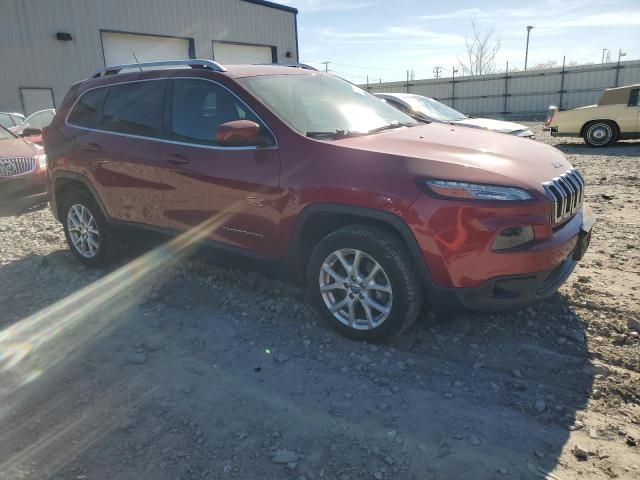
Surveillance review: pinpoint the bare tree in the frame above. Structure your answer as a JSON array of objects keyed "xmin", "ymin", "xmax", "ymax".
[{"xmin": 458, "ymin": 19, "xmax": 500, "ymax": 76}]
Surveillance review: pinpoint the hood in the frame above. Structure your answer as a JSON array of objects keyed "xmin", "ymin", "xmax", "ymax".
[
  {"xmin": 454, "ymin": 117, "xmax": 531, "ymax": 135},
  {"xmin": 335, "ymin": 123, "xmax": 573, "ymax": 193},
  {"xmin": 0, "ymin": 136, "xmax": 41, "ymax": 158}
]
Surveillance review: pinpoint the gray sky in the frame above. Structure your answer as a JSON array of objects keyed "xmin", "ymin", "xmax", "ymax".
[{"xmin": 280, "ymin": 0, "xmax": 640, "ymax": 83}]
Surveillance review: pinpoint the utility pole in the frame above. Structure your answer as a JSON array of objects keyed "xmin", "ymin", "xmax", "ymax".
[
  {"xmin": 321, "ymin": 61, "xmax": 331, "ymax": 73},
  {"xmin": 524, "ymin": 25, "xmax": 534, "ymax": 71},
  {"xmin": 615, "ymin": 49, "xmax": 627, "ymax": 87},
  {"xmin": 618, "ymin": 49, "xmax": 627, "ymax": 63},
  {"xmin": 433, "ymin": 66, "xmax": 443, "ymax": 78},
  {"xmin": 451, "ymin": 67, "xmax": 458, "ymax": 109},
  {"xmin": 406, "ymin": 70, "xmax": 410, "ymax": 93},
  {"xmin": 601, "ymin": 48, "xmax": 609, "ymax": 64}
]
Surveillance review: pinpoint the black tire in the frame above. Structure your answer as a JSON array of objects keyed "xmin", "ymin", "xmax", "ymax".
[
  {"xmin": 61, "ymin": 191, "xmax": 115, "ymax": 267},
  {"xmin": 306, "ymin": 225, "xmax": 423, "ymax": 342},
  {"xmin": 583, "ymin": 121, "xmax": 618, "ymax": 147}
]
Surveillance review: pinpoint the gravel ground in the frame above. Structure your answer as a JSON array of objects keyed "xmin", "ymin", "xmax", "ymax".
[{"xmin": 0, "ymin": 124, "xmax": 639, "ymax": 480}]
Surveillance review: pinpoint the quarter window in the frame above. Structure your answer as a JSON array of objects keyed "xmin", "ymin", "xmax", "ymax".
[
  {"xmin": 102, "ymin": 81, "xmax": 165, "ymax": 138},
  {"xmin": 68, "ymin": 88, "xmax": 107, "ymax": 129},
  {"xmin": 169, "ymin": 79, "xmax": 266, "ymax": 146}
]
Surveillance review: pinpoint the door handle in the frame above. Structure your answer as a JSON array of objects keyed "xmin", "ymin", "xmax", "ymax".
[
  {"xmin": 83, "ymin": 142, "xmax": 102, "ymax": 152},
  {"xmin": 165, "ymin": 153, "xmax": 190, "ymax": 165}
]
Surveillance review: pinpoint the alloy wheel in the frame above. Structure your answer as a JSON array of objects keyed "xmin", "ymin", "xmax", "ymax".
[
  {"xmin": 318, "ymin": 248, "xmax": 393, "ymax": 330},
  {"xmin": 67, "ymin": 204, "xmax": 100, "ymax": 258}
]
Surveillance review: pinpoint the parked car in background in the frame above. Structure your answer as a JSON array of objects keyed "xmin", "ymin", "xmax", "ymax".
[
  {"xmin": 12, "ymin": 108, "xmax": 56, "ymax": 145},
  {"xmin": 46, "ymin": 59, "xmax": 592, "ymax": 341},
  {"xmin": 0, "ymin": 125, "xmax": 47, "ymax": 216},
  {"xmin": 376, "ymin": 93, "xmax": 535, "ymax": 138},
  {"xmin": 0, "ymin": 112, "xmax": 25, "ymax": 130},
  {"xmin": 546, "ymin": 84, "xmax": 640, "ymax": 147}
]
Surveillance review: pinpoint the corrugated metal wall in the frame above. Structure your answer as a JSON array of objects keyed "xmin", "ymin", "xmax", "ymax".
[
  {"xmin": 0, "ymin": 0, "xmax": 297, "ymax": 113},
  {"xmin": 364, "ymin": 60, "xmax": 640, "ymax": 119}
]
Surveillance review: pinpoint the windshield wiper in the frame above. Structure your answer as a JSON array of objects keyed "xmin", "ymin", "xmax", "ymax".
[
  {"xmin": 368, "ymin": 122, "xmax": 415, "ymax": 134},
  {"xmin": 306, "ymin": 130, "xmax": 362, "ymax": 139}
]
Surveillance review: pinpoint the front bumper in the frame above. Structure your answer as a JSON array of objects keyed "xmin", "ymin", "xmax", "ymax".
[
  {"xmin": 429, "ymin": 213, "xmax": 593, "ymax": 312},
  {"xmin": 0, "ymin": 172, "xmax": 47, "ymax": 215}
]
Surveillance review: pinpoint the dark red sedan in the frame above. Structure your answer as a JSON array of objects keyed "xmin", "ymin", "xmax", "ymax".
[{"xmin": 0, "ymin": 125, "xmax": 47, "ymax": 216}]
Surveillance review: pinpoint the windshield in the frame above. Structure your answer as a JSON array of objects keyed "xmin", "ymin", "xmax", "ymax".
[
  {"xmin": 403, "ymin": 96, "xmax": 467, "ymax": 122},
  {"xmin": 0, "ymin": 125, "xmax": 15, "ymax": 140},
  {"xmin": 239, "ymin": 74, "xmax": 418, "ymax": 136}
]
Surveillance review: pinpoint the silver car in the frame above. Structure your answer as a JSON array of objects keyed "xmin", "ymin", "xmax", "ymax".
[{"xmin": 376, "ymin": 93, "xmax": 534, "ymax": 138}]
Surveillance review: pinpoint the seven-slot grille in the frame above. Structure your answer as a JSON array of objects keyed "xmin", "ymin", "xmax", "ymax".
[
  {"xmin": 543, "ymin": 168, "xmax": 585, "ymax": 225},
  {"xmin": 0, "ymin": 157, "xmax": 37, "ymax": 177}
]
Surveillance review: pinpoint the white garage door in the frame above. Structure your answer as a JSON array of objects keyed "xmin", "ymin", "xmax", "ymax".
[
  {"xmin": 212, "ymin": 42, "xmax": 273, "ymax": 65},
  {"xmin": 102, "ymin": 32, "xmax": 190, "ymax": 66}
]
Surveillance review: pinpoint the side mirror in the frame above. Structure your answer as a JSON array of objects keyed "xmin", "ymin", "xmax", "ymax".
[
  {"xmin": 216, "ymin": 120, "xmax": 262, "ymax": 147},
  {"xmin": 20, "ymin": 127, "xmax": 42, "ymax": 137}
]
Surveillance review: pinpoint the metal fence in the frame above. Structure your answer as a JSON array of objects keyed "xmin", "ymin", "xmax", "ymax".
[{"xmin": 362, "ymin": 59, "xmax": 640, "ymax": 120}]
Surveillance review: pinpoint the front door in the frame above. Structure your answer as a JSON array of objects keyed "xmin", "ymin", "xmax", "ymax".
[{"xmin": 158, "ymin": 78, "xmax": 282, "ymax": 258}]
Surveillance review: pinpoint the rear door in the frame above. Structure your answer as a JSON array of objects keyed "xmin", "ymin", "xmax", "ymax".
[
  {"xmin": 158, "ymin": 77, "xmax": 282, "ymax": 257},
  {"xmin": 67, "ymin": 80, "xmax": 168, "ymax": 227}
]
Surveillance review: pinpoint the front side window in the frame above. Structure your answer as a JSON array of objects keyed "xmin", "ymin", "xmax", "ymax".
[
  {"xmin": 102, "ymin": 81, "xmax": 165, "ymax": 137},
  {"xmin": 19, "ymin": 109, "xmax": 55, "ymax": 132},
  {"xmin": 239, "ymin": 74, "xmax": 417, "ymax": 136},
  {"xmin": 169, "ymin": 79, "xmax": 266, "ymax": 146},
  {"xmin": 68, "ymin": 88, "xmax": 107, "ymax": 129},
  {"xmin": 10, "ymin": 114, "xmax": 25, "ymax": 126}
]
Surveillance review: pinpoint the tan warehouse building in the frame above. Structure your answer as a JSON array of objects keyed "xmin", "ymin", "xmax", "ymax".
[{"xmin": 0, "ymin": 0, "xmax": 298, "ymax": 114}]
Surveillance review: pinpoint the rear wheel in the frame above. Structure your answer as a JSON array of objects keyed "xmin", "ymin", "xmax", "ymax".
[
  {"xmin": 61, "ymin": 192, "xmax": 115, "ymax": 267},
  {"xmin": 583, "ymin": 121, "xmax": 617, "ymax": 147},
  {"xmin": 307, "ymin": 226, "xmax": 423, "ymax": 341}
]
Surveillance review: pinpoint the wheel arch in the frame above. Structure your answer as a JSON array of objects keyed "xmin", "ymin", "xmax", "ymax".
[
  {"xmin": 287, "ymin": 204, "xmax": 434, "ymax": 291},
  {"xmin": 580, "ymin": 119, "xmax": 620, "ymax": 138},
  {"xmin": 52, "ymin": 171, "xmax": 109, "ymax": 222}
]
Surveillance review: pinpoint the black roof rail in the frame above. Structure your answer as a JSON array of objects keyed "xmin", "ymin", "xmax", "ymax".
[{"xmin": 92, "ymin": 59, "xmax": 227, "ymax": 78}]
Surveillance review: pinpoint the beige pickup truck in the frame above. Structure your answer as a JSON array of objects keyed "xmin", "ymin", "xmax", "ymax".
[{"xmin": 546, "ymin": 84, "xmax": 639, "ymax": 147}]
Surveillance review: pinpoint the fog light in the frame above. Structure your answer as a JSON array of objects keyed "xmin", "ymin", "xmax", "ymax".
[{"xmin": 493, "ymin": 225, "xmax": 534, "ymax": 250}]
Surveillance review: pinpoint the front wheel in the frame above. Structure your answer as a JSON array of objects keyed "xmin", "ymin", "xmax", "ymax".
[
  {"xmin": 306, "ymin": 226, "xmax": 423, "ymax": 342},
  {"xmin": 583, "ymin": 121, "xmax": 617, "ymax": 147}
]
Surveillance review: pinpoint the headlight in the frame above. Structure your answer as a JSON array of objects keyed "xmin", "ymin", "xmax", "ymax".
[
  {"xmin": 423, "ymin": 179, "xmax": 533, "ymax": 201},
  {"xmin": 36, "ymin": 153, "xmax": 47, "ymax": 170},
  {"xmin": 514, "ymin": 129, "xmax": 534, "ymax": 138}
]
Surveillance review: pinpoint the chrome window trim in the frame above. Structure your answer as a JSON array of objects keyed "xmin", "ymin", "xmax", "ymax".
[{"xmin": 65, "ymin": 77, "xmax": 278, "ymax": 151}]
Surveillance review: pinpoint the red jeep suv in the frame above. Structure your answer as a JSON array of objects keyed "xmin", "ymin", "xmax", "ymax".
[{"xmin": 45, "ymin": 60, "xmax": 594, "ymax": 341}]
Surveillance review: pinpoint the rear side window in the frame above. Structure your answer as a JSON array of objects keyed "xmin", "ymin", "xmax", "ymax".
[
  {"xmin": 169, "ymin": 79, "xmax": 263, "ymax": 146},
  {"xmin": 68, "ymin": 88, "xmax": 107, "ymax": 129},
  {"xmin": 102, "ymin": 81, "xmax": 165, "ymax": 138},
  {"xmin": 629, "ymin": 89, "xmax": 640, "ymax": 107}
]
